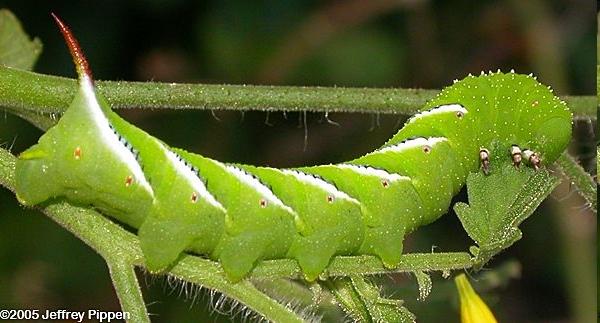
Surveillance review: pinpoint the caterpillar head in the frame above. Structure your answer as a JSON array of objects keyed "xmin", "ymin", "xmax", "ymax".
[{"xmin": 426, "ymin": 71, "xmax": 572, "ymax": 169}]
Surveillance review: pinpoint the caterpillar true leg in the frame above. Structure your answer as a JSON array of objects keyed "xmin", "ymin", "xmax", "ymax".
[
  {"xmin": 522, "ymin": 149, "xmax": 541, "ymax": 170},
  {"xmin": 479, "ymin": 148, "xmax": 491, "ymax": 175},
  {"xmin": 510, "ymin": 145, "xmax": 523, "ymax": 168}
]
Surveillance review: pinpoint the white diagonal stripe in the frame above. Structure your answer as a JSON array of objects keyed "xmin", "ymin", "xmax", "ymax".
[
  {"xmin": 163, "ymin": 148, "xmax": 225, "ymax": 211},
  {"xmin": 225, "ymin": 165, "xmax": 296, "ymax": 215},
  {"xmin": 377, "ymin": 137, "xmax": 447, "ymax": 154},
  {"xmin": 282, "ymin": 169, "xmax": 359, "ymax": 204},
  {"xmin": 407, "ymin": 104, "xmax": 468, "ymax": 123},
  {"xmin": 335, "ymin": 164, "xmax": 409, "ymax": 182},
  {"xmin": 80, "ymin": 76, "xmax": 153, "ymax": 195}
]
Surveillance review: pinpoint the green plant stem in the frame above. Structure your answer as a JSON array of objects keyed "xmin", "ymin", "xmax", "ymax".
[
  {"xmin": 0, "ymin": 65, "xmax": 595, "ymax": 119},
  {"xmin": 4, "ymin": 106, "xmax": 58, "ymax": 130},
  {"xmin": 325, "ymin": 278, "xmax": 372, "ymax": 321},
  {"xmin": 107, "ymin": 259, "xmax": 150, "ymax": 323},
  {"xmin": 596, "ymin": 147, "xmax": 600, "ymax": 185},
  {"xmin": 251, "ymin": 253, "xmax": 472, "ymax": 278},
  {"xmin": 553, "ymin": 202, "xmax": 597, "ymax": 323},
  {"xmin": 556, "ymin": 152, "xmax": 597, "ymax": 214},
  {"xmin": 167, "ymin": 260, "xmax": 305, "ymax": 323}
]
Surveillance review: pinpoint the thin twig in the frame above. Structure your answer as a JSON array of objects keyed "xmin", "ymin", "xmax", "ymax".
[
  {"xmin": 106, "ymin": 259, "xmax": 150, "ymax": 323},
  {"xmin": 0, "ymin": 66, "xmax": 595, "ymax": 123},
  {"xmin": 556, "ymin": 152, "xmax": 597, "ymax": 214}
]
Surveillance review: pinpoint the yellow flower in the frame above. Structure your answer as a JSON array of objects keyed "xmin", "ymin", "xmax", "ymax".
[{"xmin": 455, "ymin": 274, "xmax": 498, "ymax": 323}]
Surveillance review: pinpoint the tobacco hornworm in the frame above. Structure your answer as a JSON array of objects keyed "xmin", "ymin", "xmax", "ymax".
[{"xmin": 14, "ymin": 16, "xmax": 572, "ymax": 282}]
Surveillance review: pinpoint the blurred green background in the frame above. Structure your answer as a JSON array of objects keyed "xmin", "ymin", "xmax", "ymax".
[{"xmin": 0, "ymin": 1, "xmax": 596, "ymax": 322}]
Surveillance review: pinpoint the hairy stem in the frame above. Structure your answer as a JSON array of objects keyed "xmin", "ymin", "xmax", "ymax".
[
  {"xmin": 0, "ymin": 66, "xmax": 595, "ymax": 119},
  {"xmin": 251, "ymin": 253, "xmax": 472, "ymax": 278},
  {"xmin": 167, "ymin": 262, "xmax": 305, "ymax": 323},
  {"xmin": 324, "ymin": 278, "xmax": 372, "ymax": 321},
  {"xmin": 106, "ymin": 260, "xmax": 150, "ymax": 323},
  {"xmin": 556, "ymin": 152, "xmax": 597, "ymax": 214}
]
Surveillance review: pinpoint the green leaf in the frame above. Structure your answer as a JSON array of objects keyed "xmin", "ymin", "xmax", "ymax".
[
  {"xmin": 0, "ymin": 9, "xmax": 42, "ymax": 70},
  {"xmin": 454, "ymin": 164, "xmax": 560, "ymax": 268},
  {"xmin": 326, "ymin": 275, "xmax": 416, "ymax": 323}
]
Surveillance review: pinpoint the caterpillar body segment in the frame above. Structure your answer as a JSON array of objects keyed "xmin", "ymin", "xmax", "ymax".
[
  {"xmin": 14, "ymin": 16, "xmax": 573, "ymax": 282},
  {"xmin": 352, "ymin": 137, "xmax": 461, "ymax": 221},
  {"xmin": 383, "ymin": 104, "xmax": 477, "ymax": 185},
  {"xmin": 298, "ymin": 164, "xmax": 420, "ymax": 268},
  {"xmin": 239, "ymin": 165, "xmax": 365, "ymax": 281},
  {"xmin": 105, "ymin": 115, "xmax": 226, "ymax": 272},
  {"xmin": 172, "ymin": 151, "xmax": 299, "ymax": 281}
]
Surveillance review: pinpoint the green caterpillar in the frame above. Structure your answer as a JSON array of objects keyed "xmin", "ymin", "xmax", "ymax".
[{"xmin": 14, "ymin": 16, "xmax": 572, "ymax": 282}]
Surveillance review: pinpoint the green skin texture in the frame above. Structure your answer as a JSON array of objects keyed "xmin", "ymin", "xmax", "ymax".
[{"xmin": 15, "ymin": 65, "xmax": 572, "ymax": 281}]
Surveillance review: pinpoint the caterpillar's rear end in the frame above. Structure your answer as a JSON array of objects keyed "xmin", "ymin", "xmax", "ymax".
[{"xmin": 15, "ymin": 15, "xmax": 155, "ymax": 229}]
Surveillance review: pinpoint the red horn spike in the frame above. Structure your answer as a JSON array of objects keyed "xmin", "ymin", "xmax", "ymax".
[{"xmin": 50, "ymin": 13, "xmax": 93, "ymax": 82}]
